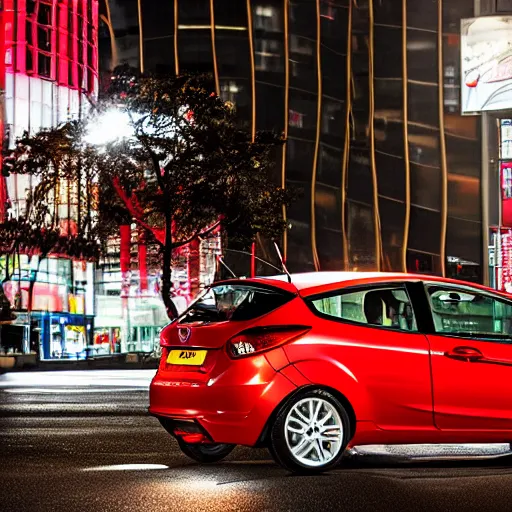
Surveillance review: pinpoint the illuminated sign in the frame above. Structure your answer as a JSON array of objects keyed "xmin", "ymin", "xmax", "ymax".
[
  {"xmin": 461, "ymin": 16, "xmax": 512, "ymax": 113},
  {"xmin": 501, "ymin": 119, "xmax": 512, "ymax": 159},
  {"xmin": 501, "ymin": 162, "xmax": 512, "ymax": 228},
  {"xmin": 498, "ymin": 228, "xmax": 512, "ymax": 292}
]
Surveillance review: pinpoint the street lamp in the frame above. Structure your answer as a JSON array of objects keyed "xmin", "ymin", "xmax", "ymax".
[
  {"xmin": 84, "ymin": 108, "xmax": 135, "ymax": 146},
  {"xmin": 84, "ymin": 106, "xmax": 138, "ymax": 354}
]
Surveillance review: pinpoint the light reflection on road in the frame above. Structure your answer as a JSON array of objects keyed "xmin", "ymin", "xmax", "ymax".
[
  {"xmin": 84, "ymin": 464, "xmax": 169, "ymax": 471},
  {"xmin": 0, "ymin": 370, "xmax": 156, "ymax": 389}
]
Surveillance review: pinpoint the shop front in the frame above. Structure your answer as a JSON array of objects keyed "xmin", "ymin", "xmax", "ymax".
[
  {"xmin": 94, "ymin": 295, "xmax": 168, "ymax": 356},
  {"xmin": 94, "ymin": 223, "xmax": 222, "ymax": 356},
  {"xmin": 0, "ymin": 255, "xmax": 95, "ymax": 360},
  {"xmin": 38, "ymin": 311, "xmax": 94, "ymax": 360}
]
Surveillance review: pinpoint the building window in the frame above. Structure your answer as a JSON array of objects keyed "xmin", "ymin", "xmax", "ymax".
[
  {"xmin": 407, "ymin": 250, "xmax": 434, "ymax": 274},
  {"xmin": 322, "ymin": 100, "xmax": 342, "ymax": 134},
  {"xmin": 19, "ymin": 0, "xmax": 96, "ymax": 90},
  {"xmin": 27, "ymin": 0, "xmax": 37, "ymax": 15},
  {"xmin": 221, "ymin": 81, "xmax": 242, "ymax": 105},
  {"xmin": 255, "ymin": 38, "xmax": 282, "ymax": 72},
  {"xmin": 497, "ymin": 0, "xmax": 512, "ymax": 12},
  {"xmin": 320, "ymin": 1, "xmax": 336, "ymax": 21},
  {"xmin": 25, "ymin": 0, "xmax": 54, "ymax": 78},
  {"xmin": 289, "ymin": 36, "xmax": 314, "ymax": 78},
  {"xmin": 289, "ymin": 109, "xmax": 304, "ymax": 128},
  {"xmin": 37, "ymin": 1, "xmax": 52, "ymax": 77},
  {"xmin": 38, "ymin": 53, "xmax": 51, "ymax": 77},
  {"xmin": 254, "ymin": 5, "xmax": 280, "ymax": 32},
  {"xmin": 289, "ymin": 35, "xmax": 313, "ymax": 56}
]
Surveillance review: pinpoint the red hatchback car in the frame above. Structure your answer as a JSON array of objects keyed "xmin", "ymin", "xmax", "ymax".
[{"xmin": 149, "ymin": 271, "xmax": 512, "ymax": 473}]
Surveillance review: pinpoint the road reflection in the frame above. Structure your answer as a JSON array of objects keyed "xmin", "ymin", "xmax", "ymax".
[{"xmin": 0, "ymin": 369, "xmax": 156, "ymax": 388}]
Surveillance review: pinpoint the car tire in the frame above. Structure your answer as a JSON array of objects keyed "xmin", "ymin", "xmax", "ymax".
[
  {"xmin": 269, "ymin": 388, "xmax": 351, "ymax": 474},
  {"xmin": 176, "ymin": 438, "xmax": 236, "ymax": 464}
]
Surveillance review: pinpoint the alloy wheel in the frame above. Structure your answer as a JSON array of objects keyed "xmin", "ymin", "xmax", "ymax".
[{"xmin": 284, "ymin": 396, "xmax": 344, "ymax": 467}]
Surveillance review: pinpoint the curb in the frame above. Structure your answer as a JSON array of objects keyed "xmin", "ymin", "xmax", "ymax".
[{"xmin": 0, "ymin": 354, "xmax": 159, "ymax": 372}]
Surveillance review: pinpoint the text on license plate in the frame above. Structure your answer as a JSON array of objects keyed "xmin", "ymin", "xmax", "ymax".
[{"xmin": 167, "ymin": 349, "xmax": 207, "ymax": 366}]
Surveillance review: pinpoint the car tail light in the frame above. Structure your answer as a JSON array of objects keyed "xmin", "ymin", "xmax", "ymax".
[
  {"xmin": 173, "ymin": 430, "xmax": 211, "ymax": 444},
  {"xmin": 228, "ymin": 325, "xmax": 310, "ymax": 359}
]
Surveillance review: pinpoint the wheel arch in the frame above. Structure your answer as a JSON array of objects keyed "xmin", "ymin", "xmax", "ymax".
[{"xmin": 256, "ymin": 384, "xmax": 357, "ymax": 446}]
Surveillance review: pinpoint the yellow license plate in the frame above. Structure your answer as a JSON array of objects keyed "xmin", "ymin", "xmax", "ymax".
[{"xmin": 167, "ymin": 349, "xmax": 207, "ymax": 366}]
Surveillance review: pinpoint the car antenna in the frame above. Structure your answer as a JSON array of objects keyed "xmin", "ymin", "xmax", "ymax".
[
  {"xmin": 217, "ymin": 255, "xmax": 237, "ymax": 278},
  {"xmin": 224, "ymin": 248, "xmax": 283, "ymax": 273},
  {"xmin": 273, "ymin": 242, "xmax": 292, "ymax": 284}
]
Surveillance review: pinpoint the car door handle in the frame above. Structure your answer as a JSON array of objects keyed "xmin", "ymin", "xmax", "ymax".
[{"xmin": 445, "ymin": 346, "xmax": 484, "ymax": 362}]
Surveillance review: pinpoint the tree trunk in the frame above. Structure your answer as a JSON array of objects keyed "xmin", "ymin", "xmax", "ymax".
[
  {"xmin": 27, "ymin": 256, "xmax": 43, "ymax": 315},
  {"xmin": 161, "ymin": 213, "xmax": 178, "ymax": 321},
  {"xmin": 26, "ymin": 256, "xmax": 42, "ymax": 355},
  {"xmin": 2, "ymin": 253, "xmax": 10, "ymax": 284}
]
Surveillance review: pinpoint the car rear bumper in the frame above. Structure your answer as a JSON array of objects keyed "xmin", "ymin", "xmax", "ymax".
[{"xmin": 149, "ymin": 354, "xmax": 298, "ymax": 446}]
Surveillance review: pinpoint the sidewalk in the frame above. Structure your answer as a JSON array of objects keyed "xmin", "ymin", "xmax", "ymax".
[{"xmin": 0, "ymin": 353, "xmax": 159, "ymax": 372}]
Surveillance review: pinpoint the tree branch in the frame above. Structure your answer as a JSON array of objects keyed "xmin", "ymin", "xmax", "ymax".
[
  {"xmin": 111, "ymin": 177, "xmax": 165, "ymax": 245},
  {"xmin": 171, "ymin": 218, "xmax": 222, "ymax": 250}
]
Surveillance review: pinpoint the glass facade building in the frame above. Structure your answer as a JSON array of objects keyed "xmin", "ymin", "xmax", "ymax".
[
  {"xmin": 2, "ymin": 0, "xmax": 508, "ymax": 359},
  {"xmin": 0, "ymin": 0, "xmax": 99, "ymax": 359},
  {"xmin": 103, "ymin": 0, "xmax": 484, "ymax": 280}
]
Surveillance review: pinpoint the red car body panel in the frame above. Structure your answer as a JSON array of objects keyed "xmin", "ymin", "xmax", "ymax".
[
  {"xmin": 284, "ymin": 328, "xmax": 433, "ymax": 430},
  {"xmin": 149, "ymin": 271, "xmax": 512, "ymax": 448},
  {"xmin": 428, "ymin": 333, "xmax": 512, "ymax": 430},
  {"xmin": 150, "ymin": 349, "xmax": 298, "ymax": 445}
]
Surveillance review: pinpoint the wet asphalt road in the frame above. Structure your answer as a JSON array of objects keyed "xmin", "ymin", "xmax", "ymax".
[{"xmin": 2, "ymin": 371, "xmax": 512, "ymax": 512}]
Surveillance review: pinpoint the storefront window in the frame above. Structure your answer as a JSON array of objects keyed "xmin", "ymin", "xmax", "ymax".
[
  {"xmin": 447, "ymin": 256, "xmax": 481, "ymax": 284},
  {"xmin": 125, "ymin": 326, "xmax": 159, "ymax": 353},
  {"xmin": 93, "ymin": 327, "xmax": 120, "ymax": 354},
  {"xmin": 140, "ymin": 326, "xmax": 153, "ymax": 352},
  {"xmin": 49, "ymin": 317, "xmax": 87, "ymax": 359}
]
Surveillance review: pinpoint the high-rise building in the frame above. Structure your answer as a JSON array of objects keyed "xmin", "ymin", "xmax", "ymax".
[
  {"xmin": 95, "ymin": 0, "xmax": 512, "ymax": 344},
  {"xmin": 0, "ymin": 0, "xmax": 99, "ymax": 359},
  {"xmin": 101, "ymin": 0, "xmax": 484, "ymax": 281}
]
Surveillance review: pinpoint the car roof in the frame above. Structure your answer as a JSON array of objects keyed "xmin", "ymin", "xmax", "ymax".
[
  {"xmin": 260, "ymin": 271, "xmax": 419, "ymax": 296},
  {"xmin": 266, "ymin": 271, "xmax": 408, "ymax": 289},
  {"xmin": 240, "ymin": 271, "xmax": 511, "ymax": 299}
]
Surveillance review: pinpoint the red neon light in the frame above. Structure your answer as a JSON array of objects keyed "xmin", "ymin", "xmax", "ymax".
[
  {"xmin": 0, "ymin": 4, "xmax": 9, "ymax": 221},
  {"xmin": 501, "ymin": 162, "xmax": 512, "ymax": 228},
  {"xmin": 498, "ymin": 228, "xmax": 512, "ymax": 293},
  {"xmin": 2, "ymin": 0, "xmax": 99, "ymax": 90},
  {"xmin": 120, "ymin": 225, "xmax": 131, "ymax": 299},
  {"xmin": 187, "ymin": 238, "xmax": 200, "ymax": 302},
  {"xmin": 138, "ymin": 229, "xmax": 148, "ymax": 292}
]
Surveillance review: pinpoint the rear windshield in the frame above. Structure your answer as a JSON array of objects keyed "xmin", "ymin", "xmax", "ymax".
[{"xmin": 178, "ymin": 284, "xmax": 294, "ymax": 324}]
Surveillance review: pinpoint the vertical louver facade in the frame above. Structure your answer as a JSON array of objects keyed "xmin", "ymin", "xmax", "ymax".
[{"xmin": 134, "ymin": 0, "xmax": 482, "ymax": 280}]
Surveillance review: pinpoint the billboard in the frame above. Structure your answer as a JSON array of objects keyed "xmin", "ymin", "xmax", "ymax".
[{"xmin": 461, "ymin": 16, "xmax": 512, "ymax": 114}]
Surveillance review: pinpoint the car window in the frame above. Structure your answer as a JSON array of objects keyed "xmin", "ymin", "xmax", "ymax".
[
  {"xmin": 310, "ymin": 286, "xmax": 417, "ymax": 332},
  {"xmin": 427, "ymin": 285, "xmax": 512, "ymax": 338},
  {"xmin": 178, "ymin": 284, "xmax": 294, "ymax": 324}
]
